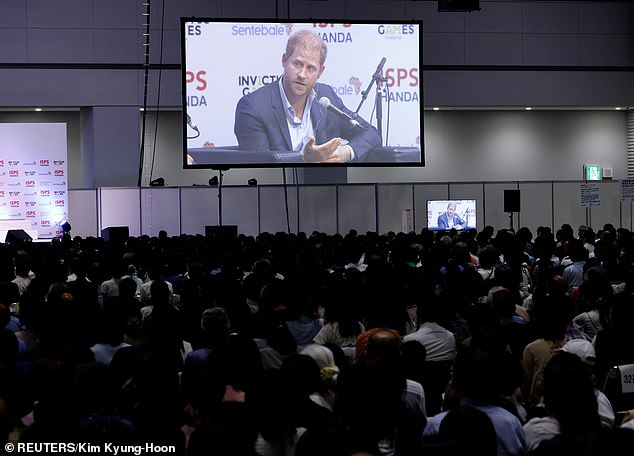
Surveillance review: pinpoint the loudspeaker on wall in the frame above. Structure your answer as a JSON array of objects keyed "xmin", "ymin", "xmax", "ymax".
[{"xmin": 504, "ymin": 190, "xmax": 521, "ymax": 213}]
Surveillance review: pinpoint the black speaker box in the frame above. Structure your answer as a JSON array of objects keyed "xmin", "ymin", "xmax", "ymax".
[
  {"xmin": 5, "ymin": 229, "xmax": 32, "ymax": 244},
  {"xmin": 101, "ymin": 226, "xmax": 130, "ymax": 242},
  {"xmin": 504, "ymin": 190, "xmax": 521, "ymax": 213},
  {"xmin": 205, "ymin": 225, "xmax": 238, "ymax": 240},
  {"xmin": 438, "ymin": 0, "xmax": 480, "ymax": 12}
]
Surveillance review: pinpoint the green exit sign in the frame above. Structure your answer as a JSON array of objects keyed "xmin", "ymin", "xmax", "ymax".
[{"xmin": 585, "ymin": 164, "xmax": 601, "ymax": 181}]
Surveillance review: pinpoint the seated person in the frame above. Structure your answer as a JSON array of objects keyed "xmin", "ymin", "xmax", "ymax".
[
  {"xmin": 437, "ymin": 202, "xmax": 466, "ymax": 230},
  {"xmin": 234, "ymin": 30, "xmax": 381, "ymax": 163}
]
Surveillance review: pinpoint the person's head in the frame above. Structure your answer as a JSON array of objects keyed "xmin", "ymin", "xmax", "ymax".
[
  {"xmin": 282, "ymin": 30, "xmax": 326, "ymax": 102},
  {"xmin": 542, "ymin": 352, "xmax": 600, "ymax": 436},
  {"xmin": 446, "ymin": 203, "xmax": 456, "ymax": 219},
  {"xmin": 200, "ymin": 307, "xmax": 231, "ymax": 346}
]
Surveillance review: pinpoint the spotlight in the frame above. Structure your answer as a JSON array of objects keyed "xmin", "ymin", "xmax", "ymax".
[
  {"xmin": 248, "ymin": 178, "xmax": 258, "ymax": 186},
  {"xmin": 60, "ymin": 220, "xmax": 72, "ymax": 234},
  {"xmin": 150, "ymin": 177, "xmax": 165, "ymax": 186}
]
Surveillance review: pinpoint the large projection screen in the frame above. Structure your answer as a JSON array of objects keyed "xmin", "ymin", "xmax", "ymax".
[{"xmin": 182, "ymin": 19, "xmax": 423, "ymax": 169}]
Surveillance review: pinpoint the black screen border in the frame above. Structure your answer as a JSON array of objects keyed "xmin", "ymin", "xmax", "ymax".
[{"xmin": 181, "ymin": 17, "xmax": 424, "ymax": 170}]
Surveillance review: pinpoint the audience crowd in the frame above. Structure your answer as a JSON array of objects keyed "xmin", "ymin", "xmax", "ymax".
[{"xmin": 1, "ymin": 223, "xmax": 634, "ymax": 455}]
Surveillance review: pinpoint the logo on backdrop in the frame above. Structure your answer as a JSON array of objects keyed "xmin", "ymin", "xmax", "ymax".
[
  {"xmin": 230, "ymin": 23, "xmax": 286, "ymax": 37},
  {"xmin": 313, "ymin": 23, "xmax": 352, "ymax": 44},
  {"xmin": 238, "ymin": 74, "xmax": 281, "ymax": 95},
  {"xmin": 186, "ymin": 70, "xmax": 208, "ymax": 107},
  {"xmin": 329, "ymin": 78, "xmax": 361, "ymax": 98},
  {"xmin": 382, "ymin": 67, "xmax": 419, "ymax": 103},
  {"xmin": 40, "ymin": 160, "xmax": 49, "ymax": 166},
  {"xmin": 377, "ymin": 24, "xmax": 416, "ymax": 39},
  {"xmin": 349, "ymin": 77, "xmax": 362, "ymax": 95}
]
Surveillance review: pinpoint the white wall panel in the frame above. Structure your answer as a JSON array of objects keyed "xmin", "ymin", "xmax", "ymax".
[
  {"xmin": 140, "ymin": 187, "xmax": 181, "ymax": 237},
  {"xmin": 298, "ymin": 186, "xmax": 337, "ymax": 235},
  {"xmin": 377, "ymin": 184, "xmax": 414, "ymax": 234},
  {"xmin": 518, "ymin": 182, "xmax": 553, "ymax": 234},
  {"xmin": 221, "ymin": 187, "xmax": 259, "ymax": 236},
  {"xmin": 180, "ymin": 187, "xmax": 218, "ymax": 235},
  {"xmin": 588, "ymin": 181, "xmax": 622, "ymax": 231},
  {"xmin": 68, "ymin": 189, "xmax": 98, "ymax": 238},
  {"xmin": 553, "ymin": 182, "xmax": 588, "ymax": 233},
  {"xmin": 338, "ymin": 185, "xmax": 376, "ymax": 235},
  {"xmin": 259, "ymin": 186, "xmax": 299, "ymax": 235},
  {"xmin": 99, "ymin": 187, "xmax": 140, "ymax": 237}
]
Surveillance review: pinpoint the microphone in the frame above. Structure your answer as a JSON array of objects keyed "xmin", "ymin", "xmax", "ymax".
[
  {"xmin": 373, "ymin": 57, "xmax": 387, "ymax": 80},
  {"xmin": 186, "ymin": 113, "xmax": 199, "ymax": 133},
  {"xmin": 318, "ymin": 97, "xmax": 362, "ymax": 129}
]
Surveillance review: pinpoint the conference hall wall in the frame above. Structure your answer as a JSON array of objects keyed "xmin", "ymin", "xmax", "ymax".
[{"xmin": 69, "ymin": 179, "xmax": 632, "ymax": 239}]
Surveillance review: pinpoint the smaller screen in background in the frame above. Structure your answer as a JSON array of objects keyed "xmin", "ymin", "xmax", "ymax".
[
  {"xmin": 181, "ymin": 19, "xmax": 423, "ymax": 168},
  {"xmin": 427, "ymin": 200, "xmax": 476, "ymax": 231}
]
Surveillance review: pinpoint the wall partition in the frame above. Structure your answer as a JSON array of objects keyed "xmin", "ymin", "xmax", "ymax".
[{"xmin": 67, "ymin": 179, "xmax": 632, "ymax": 240}]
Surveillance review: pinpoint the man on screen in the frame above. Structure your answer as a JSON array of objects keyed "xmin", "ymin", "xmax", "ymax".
[
  {"xmin": 234, "ymin": 30, "xmax": 381, "ymax": 163},
  {"xmin": 437, "ymin": 202, "xmax": 466, "ymax": 230}
]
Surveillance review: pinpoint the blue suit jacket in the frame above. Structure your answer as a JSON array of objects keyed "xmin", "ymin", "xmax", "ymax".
[
  {"xmin": 437, "ymin": 213, "xmax": 466, "ymax": 230},
  {"xmin": 234, "ymin": 81, "xmax": 381, "ymax": 161}
]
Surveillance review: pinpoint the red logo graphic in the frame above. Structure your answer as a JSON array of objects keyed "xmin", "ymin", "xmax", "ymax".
[
  {"xmin": 25, "ymin": 181, "xmax": 36, "ymax": 187},
  {"xmin": 40, "ymin": 160, "xmax": 50, "ymax": 166},
  {"xmin": 185, "ymin": 71, "xmax": 207, "ymax": 91},
  {"xmin": 9, "ymin": 201, "xmax": 19, "ymax": 207},
  {"xmin": 41, "ymin": 220, "xmax": 51, "ymax": 226},
  {"xmin": 40, "ymin": 190, "xmax": 50, "ymax": 196},
  {"xmin": 26, "ymin": 211, "xmax": 36, "ymax": 217},
  {"xmin": 55, "ymin": 200, "xmax": 65, "ymax": 206},
  {"xmin": 8, "ymin": 170, "xmax": 19, "ymax": 177},
  {"xmin": 383, "ymin": 67, "xmax": 419, "ymax": 88},
  {"xmin": 349, "ymin": 76, "xmax": 362, "ymax": 95}
]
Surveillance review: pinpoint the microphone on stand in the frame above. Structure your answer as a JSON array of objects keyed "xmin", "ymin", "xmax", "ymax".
[
  {"xmin": 373, "ymin": 57, "xmax": 387, "ymax": 81},
  {"xmin": 318, "ymin": 97, "xmax": 363, "ymax": 129}
]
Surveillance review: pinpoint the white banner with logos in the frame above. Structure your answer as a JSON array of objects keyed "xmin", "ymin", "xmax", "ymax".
[{"xmin": 0, "ymin": 123, "xmax": 68, "ymax": 239}]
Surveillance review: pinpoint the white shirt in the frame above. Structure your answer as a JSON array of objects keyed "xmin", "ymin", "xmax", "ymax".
[
  {"xmin": 279, "ymin": 77, "xmax": 316, "ymax": 152},
  {"xmin": 403, "ymin": 321, "xmax": 456, "ymax": 362}
]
